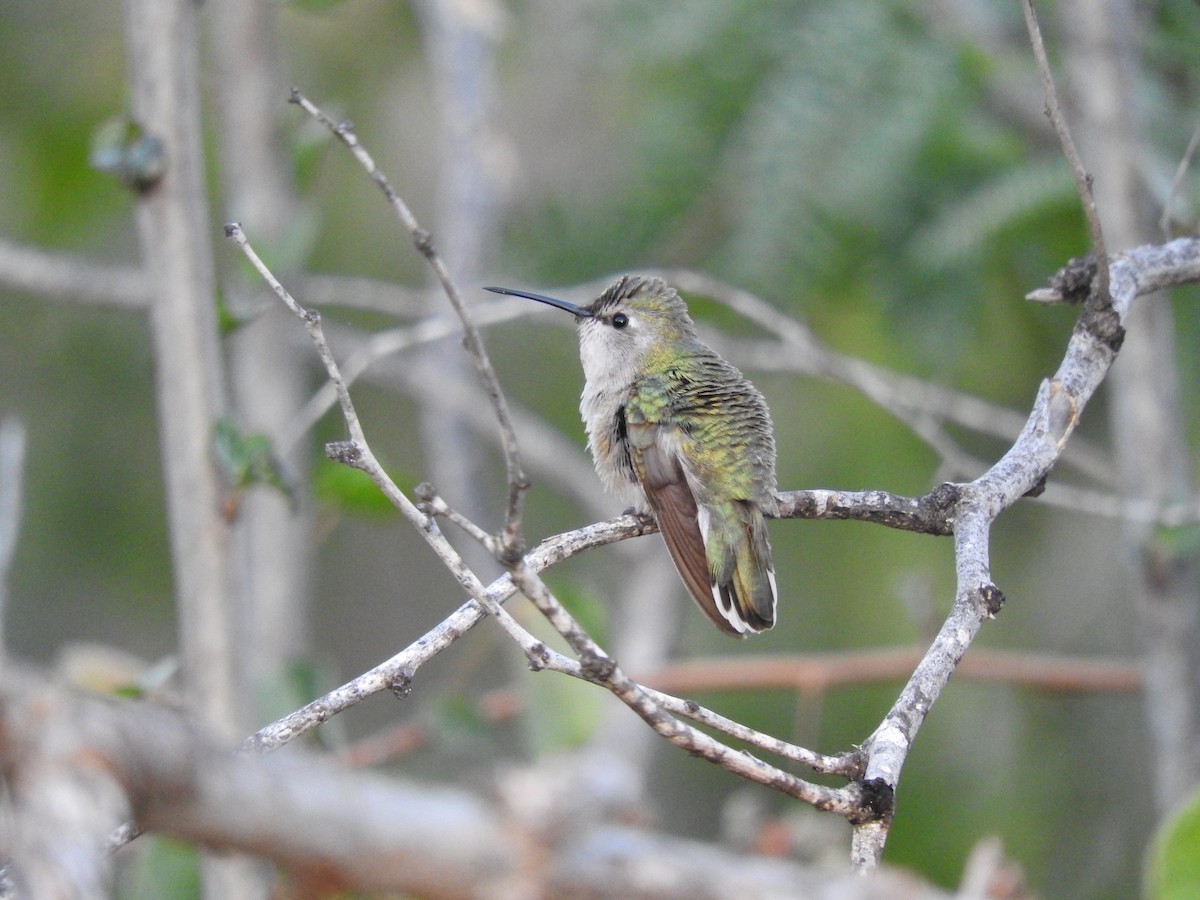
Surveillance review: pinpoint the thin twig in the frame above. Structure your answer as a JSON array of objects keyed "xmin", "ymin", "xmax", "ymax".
[
  {"xmin": 225, "ymin": 231, "xmax": 843, "ymax": 797},
  {"xmin": 0, "ymin": 238, "xmax": 149, "ymax": 309},
  {"xmin": 278, "ymin": 296, "xmax": 536, "ymax": 453},
  {"xmin": 504, "ymin": 558, "xmax": 863, "ymax": 814},
  {"xmin": 1021, "ymin": 0, "xmax": 1110, "ymax": 307},
  {"xmin": 224, "ymin": 224, "xmax": 364, "ymax": 446},
  {"xmin": 287, "ymin": 89, "xmax": 530, "ymax": 554},
  {"xmin": 646, "ymin": 648, "xmax": 1140, "ymax": 696},
  {"xmin": 1160, "ymin": 121, "xmax": 1200, "ymax": 238},
  {"xmin": 223, "ymin": 224, "xmax": 547, "ymax": 670}
]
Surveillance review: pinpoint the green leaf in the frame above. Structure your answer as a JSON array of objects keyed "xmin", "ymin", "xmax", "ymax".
[
  {"xmin": 312, "ymin": 461, "xmax": 396, "ymax": 516},
  {"xmin": 211, "ymin": 416, "xmax": 295, "ymax": 503},
  {"xmin": 1146, "ymin": 789, "xmax": 1200, "ymax": 899}
]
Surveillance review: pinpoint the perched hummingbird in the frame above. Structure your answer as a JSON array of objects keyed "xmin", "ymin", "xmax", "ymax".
[{"xmin": 485, "ymin": 275, "xmax": 779, "ymax": 636}]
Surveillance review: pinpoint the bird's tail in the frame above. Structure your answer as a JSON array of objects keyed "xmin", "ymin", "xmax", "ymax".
[{"xmin": 707, "ymin": 501, "xmax": 777, "ymax": 635}]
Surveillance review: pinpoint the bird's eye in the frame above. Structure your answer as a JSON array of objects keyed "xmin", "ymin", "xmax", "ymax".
[{"xmin": 611, "ymin": 313, "xmax": 629, "ymax": 329}]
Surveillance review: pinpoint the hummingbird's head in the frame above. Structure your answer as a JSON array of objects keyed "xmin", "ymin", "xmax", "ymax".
[{"xmin": 484, "ymin": 275, "xmax": 699, "ymax": 383}]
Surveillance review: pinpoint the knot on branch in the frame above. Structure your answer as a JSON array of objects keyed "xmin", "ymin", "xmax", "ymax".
[
  {"xmin": 921, "ymin": 483, "xmax": 961, "ymax": 533},
  {"xmin": 849, "ymin": 777, "xmax": 895, "ymax": 826},
  {"xmin": 1034, "ymin": 253, "xmax": 1125, "ymax": 350},
  {"xmin": 978, "ymin": 582, "xmax": 1006, "ymax": 618},
  {"xmin": 496, "ymin": 541, "xmax": 526, "ymax": 567},
  {"xmin": 413, "ymin": 229, "xmax": 435, "ymax": 258},
  {"xmin": 525, "ymin": 641, "xmax": 550, "ymax": 672},
  {"xmin": 1069, "ymin": 287, "xmax": 1125, "ymax": 352},
  {"xmin": 386, "ymin": 666, "xmax": 415, "ymax": 698},
  {"xmin": 324, "ymin": 440, "xmax": 364, "ymax": 466},
  {"xmin": 1049, "ymin": 253, "xmax": 1096, "ymax": 304},
  {"xmin": 1081, "ymin": 307, "xmax": 1125, "ymax": 353},
  {"xmin": 580, "ymin": 648, "xmax": 618, "ymax": 683},
  {"xmin": 632, "ymin": 511, "xmax": 658, "ymax": 535}
]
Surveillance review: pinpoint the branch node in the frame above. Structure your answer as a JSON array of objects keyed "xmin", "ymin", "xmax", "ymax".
[
  {"xmin": 579, "ymin": 648, "xmax": 618, "ymax": 683},
  {"xmin": 978, "ymin": 582, "xmax": 1006, "ymax": 618},
  {"xmin": 633, "ymin": 511, "xmax": 658, "ymax": 536},
  {"xmin": 1088, "ymin": 311, "xmax": 1126, "ymax": 353},
  {"xmin": 926, "ymin": 482, "xmax": 960, "ymax": 521},
  {"xmin": 325, "ymin": 440, "xmax": 364, "ymax": 466},
  {"xmin": 386, "ymin": 667, "xmax": 415, "ymax": 698},
  {"xmin": 496, "ymin": 540, "xmax": 525, "ymax": 567},
  {"xmin": 1035, "ymin": 252, "xmax": 1125, "ymax": 347},
  {"xmin": 412, "ymin": 229, "xmax": 435, "ymax": 258},
  {"xmin": 1048, "ymin": 253, "xmax": 1096, "ymax": 305},
  {"xmin": 525, "ymin": 642, "xmax": 550, "ymax": 672},
  {"xmin": 849, "ymin": 777, "xmax": 895, "ymax": 826}
]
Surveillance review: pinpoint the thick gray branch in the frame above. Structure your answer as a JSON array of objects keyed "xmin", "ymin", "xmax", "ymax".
[
  {"xmin": 0, "ymin": 675, "xmax": 948, "ymax": 898},
  {"xmin": 123, "ymin": 0, "xmax": 240, "ymax": 738},
  {"xmin": 854, "ymin": 236, "xmax": 1200, "ymax": 866}
]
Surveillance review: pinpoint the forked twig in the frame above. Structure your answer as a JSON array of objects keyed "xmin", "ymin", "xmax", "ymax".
[
  {"xmin": 287, "ymin": 89, "xmax": 530, "ymax": 554},
  {"xmin": 232, "ymin": 85, "xmax": 1200, "ymax": 875},
  {"xmin": 226, "ymin": 220, "xmax": 870, "ymax": 811}
]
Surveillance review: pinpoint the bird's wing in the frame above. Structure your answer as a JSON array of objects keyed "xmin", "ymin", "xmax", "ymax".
[{"xmin": 624, "ymin": 400, "xmax": 746, "ymax": 637}]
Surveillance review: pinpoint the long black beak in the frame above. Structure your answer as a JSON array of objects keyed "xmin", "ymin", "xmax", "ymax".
[{"xmin": 484, "ymin": 286, "xmax": 593, "ymax": 319}]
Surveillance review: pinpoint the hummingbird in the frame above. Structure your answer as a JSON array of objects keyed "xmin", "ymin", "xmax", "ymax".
[{"xmin": 485, "ymin": 275, "xmax": 779, "ymax": 637}]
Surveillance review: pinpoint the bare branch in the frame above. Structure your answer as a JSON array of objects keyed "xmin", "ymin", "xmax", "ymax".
[
  {"xmin": 0, "ymin": 676, "xmax": 522, "ymax": 897},
  {"xmin": 1160, "ymin": 120, "xmax": 1200, "ymax": 238},
  {"xmin": 277, "ymin": 295, "xmax": 538, "ymax": 453},
  {"xmin": 1021, "ymin": 0, "xmax": 1111, "ymax": 309},
  {"xmin": 288, "ymin": 89, "xmax": 530, "ymax": 553},
  {"xmin": 504, "ymin": 558, "xmax": 865, "ymax": 816},
  {"xmin": 123, "ymin": 0, "xmax": 242, "ymax": 748},
  {"xmin": 854, "ymin": 236, "xmax": 1200, "ymax": 868},
  {"xmin": 646, "ymin": 648, "xmax": 1140, "ymax": 697},
  {"xmin": 2, "ymin": 674, "xmax": 945, "ymax": 898},
  {"xmin": 0, "ymin": 238, "xmax": 148, "ymax": 308},
  {"xmin": 223, "ymin": 225, "xmax": 550, "ymax": 672}
]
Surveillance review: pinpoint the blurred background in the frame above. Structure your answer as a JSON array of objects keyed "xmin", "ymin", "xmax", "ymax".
[{"xmin": 1, "ymin": 0, "xmax": 1199, "ymax": 896}]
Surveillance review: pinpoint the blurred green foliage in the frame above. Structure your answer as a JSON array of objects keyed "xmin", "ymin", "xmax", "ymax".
[
  {"xmin": 115, "ymin": 836, "xmax": 200, "ymax": 900},
  {"xmin": 2, "ymin": 0, "xmax": 1199, "ymax": 897},
  {"xmin": 1146, "ymin": 788, "xmax": 1200, "ymax": 900}
]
